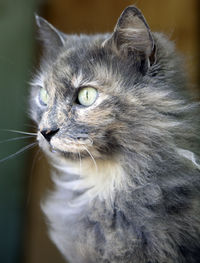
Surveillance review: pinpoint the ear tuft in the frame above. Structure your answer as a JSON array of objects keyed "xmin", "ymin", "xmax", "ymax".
[{"xmin": 35, "ymin": 13, "xmax": 43, "ymax": 27}]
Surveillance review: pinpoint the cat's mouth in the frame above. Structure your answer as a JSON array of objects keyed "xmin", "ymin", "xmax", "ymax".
[
  {"xmin": 37, "ymin": 132, "xmax": 95, "ymax": 157},
  {"xmin": 51, "ymin": 137, "xmax": 91, "ymax": 153}
]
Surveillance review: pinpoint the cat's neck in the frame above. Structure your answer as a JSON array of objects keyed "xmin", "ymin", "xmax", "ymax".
[{"xmin": 51, "ymin": 156, "xmax": 126, "ymax": 204}]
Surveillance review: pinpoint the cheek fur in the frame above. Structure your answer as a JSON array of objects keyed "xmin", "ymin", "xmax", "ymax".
[{"xmin": 76, "ymin": 96, "xmax": 117, "ymax": 126}]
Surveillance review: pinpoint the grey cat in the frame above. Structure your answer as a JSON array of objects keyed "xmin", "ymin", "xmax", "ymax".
[{"xmin": 30, "ymin": 6, "xmax": 200, "ymax": 263}]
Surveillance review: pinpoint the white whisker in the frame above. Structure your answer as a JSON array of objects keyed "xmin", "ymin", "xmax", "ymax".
[
  {"xmin": 0, "ymin": 129, "xmax": 37, "ymax": 136},
  {"xmin": 0, "ymin": 135, "xmax": 34, "ymax": 144},
  {"xmin": 0, "ymin": 142, "xmax": 37, "ymax": 163},
  {"xmin": 26, "ymin": 148, "xmax": 42, "ymax": 205},
  {"xmin": 78, "ymin": 150, "xmax": 82, "ymax": 175},
  {"xmin": 82, "ymin": 145, "xmax": 98, "ymax": 173},
  {"xmin": 75, "ymin": 140, "xmax": 82, "ymax": 175},
  {"xmin": 88, "ymin": 137, "xmax": 93, "ymax": 146}
]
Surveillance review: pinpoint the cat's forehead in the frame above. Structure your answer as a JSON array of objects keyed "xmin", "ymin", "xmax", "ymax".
[
  {"xmin": 43, "ymin": 38, "xmax": 122, "ymax": 93},
  {"xmin": 43, "ymin": 67, "xmax": 102, "ymax": 93}
]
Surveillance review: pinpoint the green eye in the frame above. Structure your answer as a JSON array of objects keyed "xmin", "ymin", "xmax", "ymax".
[
  {"xmin": 39, "ymin": 87, "xmax": 49, "ymax": 106},
  {"xmin": 78, "ymin": 87, "xmax": 98, "ymax": 107}
]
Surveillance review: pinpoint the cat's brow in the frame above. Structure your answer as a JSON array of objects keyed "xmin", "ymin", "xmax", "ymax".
[
  {"xmin": 71, "ymin": 72, "xmax": 84, "ymax": 88},
  {"xmin": 71, "ymin": 74, "xmax": 101, "ymax": 89},
  {"xmin": 30, "ymin": 74, "xmax": 44, "ymax": 87}
]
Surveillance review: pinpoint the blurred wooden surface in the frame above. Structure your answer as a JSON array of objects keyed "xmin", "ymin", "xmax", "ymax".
[{"xmin": 24, "ymin": 1, "xmax": 199, "ymax": 263}]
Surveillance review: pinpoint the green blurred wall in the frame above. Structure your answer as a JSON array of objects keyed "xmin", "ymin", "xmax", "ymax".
[{"xmin": 0, "ymin": 0, "xmax": 38, "ymax": 262}]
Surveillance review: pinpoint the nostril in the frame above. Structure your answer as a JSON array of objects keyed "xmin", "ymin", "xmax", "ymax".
[{"xmin": 41, "ymin": 128, "xmax": 60, "ymax": 142}]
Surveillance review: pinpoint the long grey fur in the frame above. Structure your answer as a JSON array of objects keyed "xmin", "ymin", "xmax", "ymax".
[{"xmin": 31, "ymin": 6, "xmax": 200, "ymax": 263}]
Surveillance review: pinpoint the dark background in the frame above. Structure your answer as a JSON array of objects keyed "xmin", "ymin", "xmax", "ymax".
[{"xmin": 0, "ymin": 0, "xmax": 199, "ymax": 263}]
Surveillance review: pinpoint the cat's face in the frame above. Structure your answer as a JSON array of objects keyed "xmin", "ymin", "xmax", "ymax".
[
  {"xmin": 31, "ymin": 7, "xmax": 163, "ymax": 161},
  {"xmin": 31, "ymin": 39, "xmax": 136, "ymax": 160}
]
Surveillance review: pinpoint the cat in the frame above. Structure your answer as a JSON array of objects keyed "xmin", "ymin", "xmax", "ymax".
[{"xmin": 30, "ymin": 6, "xmax": 200, "ymax": 263}]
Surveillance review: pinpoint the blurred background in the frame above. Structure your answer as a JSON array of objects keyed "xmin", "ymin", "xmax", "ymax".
[{"xmin": 0, "ymin": 0, "xmax": 199, "ymax": 263}]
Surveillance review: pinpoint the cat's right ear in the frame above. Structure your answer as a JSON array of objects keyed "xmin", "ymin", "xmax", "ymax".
[
  {"xmin": 35, "ymin": 14, "xmax": 65, "ymax": 58},
  {"xmin": 104, "ymin": 6, "xmax": 156, "ymax": 73}
]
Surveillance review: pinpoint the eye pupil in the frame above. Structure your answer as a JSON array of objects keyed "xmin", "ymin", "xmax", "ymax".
[{"xmin": 86, "ymin": 90, "xmax": 89, "ymax": 100}]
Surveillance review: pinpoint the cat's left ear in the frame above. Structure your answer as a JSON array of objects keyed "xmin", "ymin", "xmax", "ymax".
[
  {"xmin": 106, "ymin": 6, "xmax": 156, "ymax": 71},
  {"xmin": 35, "ymin": 14, "xmax": 66, "ymax": 58}
]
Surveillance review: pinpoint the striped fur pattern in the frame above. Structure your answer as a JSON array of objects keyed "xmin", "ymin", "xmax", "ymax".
[{"xmin": 30, "ymin": 6, "xmax": 200, "ymax": 263}]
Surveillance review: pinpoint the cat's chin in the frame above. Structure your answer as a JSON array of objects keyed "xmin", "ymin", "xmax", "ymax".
[
  {"xmin": 39, "ymin": 141, "xmax": 83, "ymax": 161},
  {"xmin": 46, "ymin": 147, "xmax": 101, "ymax": 162}
]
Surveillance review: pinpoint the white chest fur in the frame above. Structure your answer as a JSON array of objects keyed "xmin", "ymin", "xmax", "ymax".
[
  {"xmin": 42, "ymin": 157, "xmax": 125, "ymax": 222},
  {"xmin": 41, "ymin": 157, "xmax": 126, "ymax": 260},
  {"xmin": 54, "ymin": 157, "xmax": 124, "ymax": 202}
]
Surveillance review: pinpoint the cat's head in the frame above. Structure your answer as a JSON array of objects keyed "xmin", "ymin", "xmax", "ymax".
[{"xmin": 30, "ymin": 6, "xmax": 183, "ymax": 162}]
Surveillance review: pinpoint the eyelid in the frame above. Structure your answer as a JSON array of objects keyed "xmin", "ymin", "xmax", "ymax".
[{"xmin": 77, "ymin": 85, "xmax": 98, "ymax": 93}]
